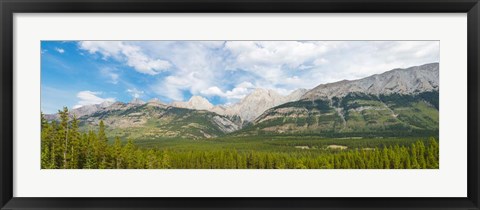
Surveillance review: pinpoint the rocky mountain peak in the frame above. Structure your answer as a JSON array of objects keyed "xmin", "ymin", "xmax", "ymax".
[
  {"xmin": 99, "ymin": 101, "xmax": 115, "ymax": 108},
  {"xmin": 224, "ymin": 88, "xmax": 304, "ymax": 122},
  {"xmin": 147, "ymin": 98, "xmax": 166, "ymax": 105},
  {"xmin": 148, "ymin": 98, "xmax": 160, "ymax": 103},
  {"xmin": 188, "ymin": 96, "xmax": 214, "ymax": 110},
  {"xmin": 171, "ymin": 96, "xmax": 214, "ymax": 111},
  {"xmin": 146, "ymin": 98, "xmax": 168, "ymax": 108},
  {"xmin": 130, "ymin": 98, "xmax": 146, "ymax": 105},
  {"xmin": 241, "ymin": 88, "xmax": 281, "ymax": 104}
]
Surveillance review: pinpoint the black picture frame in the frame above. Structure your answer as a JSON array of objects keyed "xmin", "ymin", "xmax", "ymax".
[{"xmin": 1, "ymin": 0, "xmax": 479, "ymax": 209}]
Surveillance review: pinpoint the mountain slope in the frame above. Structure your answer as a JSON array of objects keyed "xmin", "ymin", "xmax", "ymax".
[
  {"xmin": 236, "ymin": 91, "xmax": 439, "ymax": 137},
  {"xmin": 78, "ymin": 101, "xmax": 242, "ymax": 140},
  {"xmin": 236, "ymin": 63, "xmax": 439, "ymax": 137}
]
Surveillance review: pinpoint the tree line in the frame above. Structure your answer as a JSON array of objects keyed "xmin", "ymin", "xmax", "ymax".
[{"xmin": 41, "ymin": 107, "xmax": 439, "ymax": 169}]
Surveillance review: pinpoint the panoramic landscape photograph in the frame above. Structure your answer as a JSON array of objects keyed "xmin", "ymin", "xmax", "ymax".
[{"xmin": 41, "ymin": 41, "xmax": 439, "ymax": 169}]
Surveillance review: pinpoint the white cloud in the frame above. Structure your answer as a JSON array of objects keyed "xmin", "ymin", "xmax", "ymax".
[
  {"xmin": 285, "ymin": 76, "xmax": 302, "ymax": 85},
  {"xmin": 55, "ymin": 48, "xmax": 65, "ymax": 54},
  {"xmin": 74, "ymin": 91, "xmax": 115, "ymax": 108},
  {"xmin": 201, "ymin": 81, "xmax": 255, "ymax": 100},
  {"xmin": 127, "ymin": 88, "xmax": 144, "ymax": 99},
  {"xmin": 152, "ymin": 71, "xmax": 210, "ymax": 101},
  {"xmin": 237, "ymin": 81, "xmax": 255, "ymax": 89},
  {"xmin": 78, "ymin": 41, "xmax": 172, "ymax": 75},
  {"xmin": 225, "ymin": 41, "xmax": 330, "ymax": 70},
  {"xmin": 223, "ymin": 81, "xmax": 255, "ymax": 99},
  {"xmin": 201, "ymin": 86, "xmax": 224, "ymax": 96},
  {"xmin": 100, "ymin": 67, "xmax": 120, "ymax": 84},
  {"xmin": 313, "ymin": 58, "xmax": 328, "ymax": 65},
  {"xmin": 298, "ymin": 65, "xmax": 313, "ymax": 70},
  {"xmin": 148, "ymin": 42, "xmax": 226, "ymax": 102},
  {"xmin": 222, "ymin": 41, "xmax": 340, "ymax": 88}
]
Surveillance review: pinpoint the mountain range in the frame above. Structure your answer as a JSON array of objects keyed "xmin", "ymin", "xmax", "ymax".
[{"xmin": 45, "ymin": 63, "xmax": 439, "ymax": 140}]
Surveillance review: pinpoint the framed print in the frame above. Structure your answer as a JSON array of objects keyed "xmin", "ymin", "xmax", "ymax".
[{"xmin": 1, "ymin": 0, "xmax": 479, "ymax": 209}]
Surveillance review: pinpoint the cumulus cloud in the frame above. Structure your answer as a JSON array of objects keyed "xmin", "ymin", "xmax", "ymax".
[
  {"xmin": 225, "ymin": 41, "xmax": 330, "ymax": 69},
  {"xmin": 74, "ymin": 91, "xmax": 115, "ymax": 108},
  {"xmin": 152, "ymin": 71, "xmax": 210, "ymax": 101},
  {"xmin": 78, "ymin": 41, "xmax": 172, "ymax": 75},
  {"xmin": 298, "ymin": 65, "xmax": 313, "ymax": 70},
  {"xmin": 201, "ymin": 86, "xmax": 224, "ymax": 96},
  {"xmin": 284, "ymin": 76, "xmax": 303, "ymax": 85},
  {"xmin": 220, "ymin": 41, "xmax": 342, "ymax": 89},
  {"xmin": 201, "ymin": 82, "xmax": 255, "ymax": 100},
  {"xmin": 149, "ymin": 42, "xmax": 225, "ymax": 102},
  {"xmin": 100, "ymin": 67, "xmax": 120, "ymax": 84},
  {"xmin": 127, "ymin": 88, "xmax": 144, "ymax": 99},
  {"xmin": 55, "ymin": 48, "xmax": 65, "ymax": 54},
  {"xmin": 313, "ymin": 58, "xmax": 328, "ymax": 66}
]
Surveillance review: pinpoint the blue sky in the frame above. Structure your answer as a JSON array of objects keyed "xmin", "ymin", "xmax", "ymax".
[{"xmin": 41, "ymin": 41, "xmax": 439, "ymax": 114}]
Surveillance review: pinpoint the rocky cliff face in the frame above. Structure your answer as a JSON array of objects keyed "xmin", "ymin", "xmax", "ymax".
[
  {"xmin": 222, "ymin": 88, "xmax": 289, "ymax": 122},
  {"xmin": 235, "ymin": 88, "xmax": 307, "ymax": 121}
]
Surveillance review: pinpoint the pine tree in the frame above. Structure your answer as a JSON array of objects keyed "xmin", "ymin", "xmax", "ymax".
[
  {"xmin": 57, "ymin": 107, "xmax": 70, "ymax": 169},
  {"xmin": 97, "ymin": 120, "xmax": 109, "ymax": 169},
  {"xmin": 427, "ymin": 138, "xmax": 439, "ymax": 168},
  {"xmin": 146, "ymin": 149, "xmax": 157, "ymax": 169},
  {"xmin": 392, "ymin": 145, "xmax": 402, "ymax": 169},
  {"xmin": 68, "ymin": 115, "xmax": 80, "ymax": 169},
  {"xmin": 113, "ymin": 137, "xmax": 123, "ymax": 169},
  {"xmin": 417, "ymin": 141, "xmax": 427, "ymax": 168},
  {"xmin": 123, "ymin": 139, "xmax": 135, "ymax": 169},
  {"xmin": 134, "ymin": 149, "xmax": 146, "ymax": 169},
  {"xmin": 85, "ymin": 130, "xmax": 98, "ymax": 169},
  {"xmin": 382, "ymin": 147, "xmax": 390, "ymax": 169},
  {"xmin": 161, "ymin": 150, "xmax": 171, "ymax": 169},
  {"xmin": 78, "ymin": 133, "xmax": 88, "ymax": 168},
  {"xmin": 410, "ymin": 144, "xmax": 420, "ymax": 169},
  {"xmin": 41, "ymin": 113, "xmax": 56, "ymax": 169}
]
